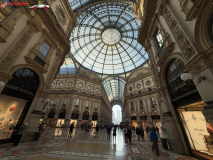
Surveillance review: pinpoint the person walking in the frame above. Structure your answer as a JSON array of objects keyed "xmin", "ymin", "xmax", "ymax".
[
  {"xmin": 68, "ymin": 123, "xmax": 74, "ymax": 138},
  {"xmin": 85, "ymin": 124, "xmax": 88, "ymax": 134},
  {"xmin": 150, "ymin": 128, "xmax": 159, "ymax": 156},
  {"xmin": 113, "ymin": 127, "xmax": 116, "ymax": 141},
  {"xmin": 136, "ymin": 127, "xmax": 140, "ymax": 141},
  {"xmin": 13, "ymin": 123, "xmax": 28, "ymax": 146},
  {"xmin": 107, "ymin": 126, "xmax": 111, "ymax": 140},
  {"xmin": 140, "ymin": 127, "xmax": 145, "ymax": 141},
  {"xmin": 123, "ymin": 127, "xmax": 128, "ymax": 143},
  {"xmin": 127, "ymin": 127, "xmax": 132, "ymax": 143},
  {"xmin": 95, "ymin": 125, "xmax": 99, "ymax": 137}
]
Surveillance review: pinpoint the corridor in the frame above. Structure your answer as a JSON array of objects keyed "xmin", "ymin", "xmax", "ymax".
[{"xmin": 0, "ymin": 128, "xmax": 197, "ymax": 160}]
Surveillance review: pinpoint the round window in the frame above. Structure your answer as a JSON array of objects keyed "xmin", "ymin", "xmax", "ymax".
[
  {"xmin": 59, "ymin": 82, "xmax": 63, "ymax": 87},
  {"xmin": 129, "ymin": 87, "xmax": 132, "ymax": 91},
  {"xmin": 96, "ymin": 88, "xmax": 99, "ymax": 92},
  {"xmin": 137, "ymin": 84, "xmax": 141, "ymax": 89},
  {"xmin": 79, "ymin": 83, "xmax": 83, "ymax": 87},
  {"xmin": 146, "ymin": 81, "xmax": 151, "ymax": 85},
  {"xmin": 51, "ymin": 83, "xmax": 54, "ymax": 87},
  {"xmin": 68, "ymin": 82, "xmax": 72, "ymax": 86},
  {"xmin": 87, "ymin": 86, "xmax": 91, "ymax": 90}
]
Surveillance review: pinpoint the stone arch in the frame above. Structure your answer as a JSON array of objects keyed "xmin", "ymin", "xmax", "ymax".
[
  {"xmin": 159, "ymin": 53, "xmax": 186, "ymax": 87},
  {"xmin": 8, "ymin": 64, "xmax": 44, "ymax": 90},
  {"xmin": 195, "ymin": 1, "xmax": 213, "ymax": 52},
  {"xmin": 127, "ymin": 67, "xmax": 150, "ymax": 82}
]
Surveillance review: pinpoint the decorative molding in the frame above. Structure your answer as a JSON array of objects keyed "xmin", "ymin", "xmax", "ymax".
[
  {"xmin": 0, "ymin": 28, "xmax": 32, "ymax": 71},
  {"xmin": 189, "ymin": 60, "xmax": 207, "ymax": 76},
  {"xmin": 0, "ymin": 71, "xmax": 12, "ymax": 83},
  {"xmin": 162, "ymin": 6, "xmax": 196, "ymax": 60}
]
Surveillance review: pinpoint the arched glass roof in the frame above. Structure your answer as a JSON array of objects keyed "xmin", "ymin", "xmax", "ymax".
[
  {"xmin": 103, "ymin": 77, "xmax": 125, "ymax": 102},
  {"xmin": 58, "ymin": 54, "xmax": 76, "ymax": 75},
  {"xmin": 70, "ymin": 1, "xmax": 149, "ymax": 75}
]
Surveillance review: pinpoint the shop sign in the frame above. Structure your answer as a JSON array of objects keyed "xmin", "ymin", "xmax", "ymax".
[
  {"xmin": 152, "ymin": 115, "xmax": 160, "ymax": 119},
  {"xmin": 140, "ymin": 116, "xmax": 147, "ymax": 120},
  {"xmin": 131, "ymin": 116, "xmax": 137, "ymax": 120},
  {"xmin": 83, "ymin": 115, "xmax": 89, "ymax": 120},
  {"xmin": 92, "ymin": 116, "xmax": 98, "ymax": 120}
]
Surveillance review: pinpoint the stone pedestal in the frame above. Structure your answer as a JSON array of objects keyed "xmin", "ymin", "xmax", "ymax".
[{"xmin": 76, "ymin": 114, "xmax": 82, "ymax": 128}]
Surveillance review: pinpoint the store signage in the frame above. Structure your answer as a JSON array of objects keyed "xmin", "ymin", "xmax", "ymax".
[
  {"xmin": 5, "ymin": 84, "xmax": 33, "ymax": 96},
  {"xmin": 173, "ymin": 82, "xmax": 187, "ymax": 92},
  {"xmin": 131, "ymin": 116, "xmax": 137, "ymax": 120},
  {"xmin": 71, "ymin": 113, "xmax": 79, "ymax": 119},
  {"xmin": 82, "ymin": 115, "xmax": 89, "ymax": 120},
  {"xmin": 152, "ymin": 115, "xmax": 160, "ymax": 119},
  {"xmin": 140, "ymin": 116, "xmax": 147, "ymax": 120},
  {"xmin": 182, "ymin": 111, "xmax": 210, "ymax": 151}
]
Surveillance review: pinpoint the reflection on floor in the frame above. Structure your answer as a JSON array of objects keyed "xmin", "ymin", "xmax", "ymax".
[{"xmin": 0, "ymin": 128, "xmax": 198, "ymax": 160}]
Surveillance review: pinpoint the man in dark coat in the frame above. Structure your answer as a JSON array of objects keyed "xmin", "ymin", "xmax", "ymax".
[
  {"xmin": 136, "ymin": 127, "xmax": 140, "ymax": 141},
  {"xmin": 150, "ymin": 128, "xmax": 159, "ymax": 156},
  {"xmin": 140, "ymin": 127, "xmax": 144, "ymax": 141},
  {"xmin": 68, "ymin": 123, "xmax": 74, "ymax": 138},
  {"xmin": 127, "ymin": 127, "xmax": 132, "ymax": 143},
  {"xmin": 95, "ymin": 125, "xmax": 99, "ymax": 137}
]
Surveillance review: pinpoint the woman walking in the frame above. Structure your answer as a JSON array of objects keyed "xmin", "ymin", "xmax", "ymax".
[
  {"xmin": 107, "ymin": 126, "xmax": 111, "ymax": 140},
  {"xmin": 127, "ymin": 127, "xmax": 132, "ymax": 143},
  {"xmin": 113, "ymin": 127, "xmax": 116, "ymax": 141}
]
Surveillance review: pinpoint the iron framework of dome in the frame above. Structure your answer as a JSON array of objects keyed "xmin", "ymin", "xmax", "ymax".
[{"xmin": 69, "ymin": 1, "xmax": 149, "ymax": 75}]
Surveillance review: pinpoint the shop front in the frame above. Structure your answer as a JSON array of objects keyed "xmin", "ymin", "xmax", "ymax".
[
  {"xmin": 82, "ymin": 111, "xmax": 89, "ymax": 125},
  {"xmin": 47, "ymin": 109, "xmax": 55, "ymax": 127},
  {"xmin": 151, "ymin": 111, "xmax": 162, "ymax": 132},
  {"xmin": 0, "ymin": 68, "xmax": 39, "ymax": 144},
  {"xmin": 140, "ymin": 116, "xmax": 148, "ymax": 130},
  {"xmin": 92, "ymin": 112, "xmax": 98, "ymax": 127},
  {"xmin": 166, "ymin": 59, "xmax": 213, "ymax": 158},
  {"xmin": 70, "ymin": 110, "xmax": 79, "ymax": 128},
  {"xmin": 56, "ymin": 109, "xmax": 66, "ymax": 128},
  {"xmin": 131, "ymin": 115, "xmax": 138, "ymax": 128}
]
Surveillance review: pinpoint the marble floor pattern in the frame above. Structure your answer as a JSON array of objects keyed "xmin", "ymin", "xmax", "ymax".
[{"xmin": 0, "ymin": 128, "xmax": 198, "ymax": 160}]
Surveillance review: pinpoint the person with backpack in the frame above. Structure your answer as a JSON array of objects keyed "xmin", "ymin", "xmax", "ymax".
[
  {"xmin": 150, "ymin": 128, "xmax": 159, "ymax": 156},
  {"xmin": 113, "ymin": 127, "xmax": 116, "ymax": 141}
]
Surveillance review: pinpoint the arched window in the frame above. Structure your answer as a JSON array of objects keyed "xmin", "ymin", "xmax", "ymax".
[
  {"xmin": 75, "ymin": 99, "xmax": 79, "ymax": 107},
  {"xmin": 71, "ymin": 110, "xmax": 79, "ymax": 119},
  {"xmin": 48, "ymin": 109, "xmax": 55, "ymax": 118},
  {"xmin": 58, "ymin": 109, "xmax": 66, "ymax": 118},
  {"xmin": 92, "ymin": 112, "xmax": 98, "ymax": 120},
  {"xmin": 166, "ymin": 59, "xmax": 195, "ymax": 100}
]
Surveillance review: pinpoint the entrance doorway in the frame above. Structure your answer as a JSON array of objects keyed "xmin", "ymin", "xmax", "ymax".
[
  {"xmin": 47, "ymin": 109, "xmax": 55, "ymax": 127},
  {"xmin": 82, "ymin": 111, "xmax": 89, "ymax": 125},
  {"xmin": 112, "ymin": 105, "xmax": 122, "ymax": 125},
  {"xmin": 71, "ymin": 110, "xmax": 79, "ymax": 127},
  {"xmin": 1, "ymin": 68, "xmax": 39, "ymax": 143},
  {"xmin": 56, "ymin": 109, "xmax": 66, "ymax": 128}
]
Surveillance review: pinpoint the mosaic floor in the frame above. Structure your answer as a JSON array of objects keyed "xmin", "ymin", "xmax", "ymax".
[{"xmin": 0, "ymin": 128, "xmax": 198, "ymax": 160}]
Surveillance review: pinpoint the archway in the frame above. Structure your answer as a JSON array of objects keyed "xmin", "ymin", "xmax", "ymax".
[
  {"xmin": 112, "ymin": 105, "xmax": 122, "ymax": 125},
  {"xmin": 92, "ymin": 112, "xmax": 98, "ymax": 127},
  {"xmin": 56, "ymin": 109, "xmax": 66, "ymax": 127},
  {"xmin": 1, "ymin": 68, "xmax": 39, "ymax": 143},
  {"xmin": 47, "ymin": 109, "xmax": 55, "ymax": 127},
  {"xmin": 140, "ymin": 112, "xmax": 148, "ymax": 130},
  {"xmin": 70, "ymin": 110, "xmax": 79, "ymax": 128},
  {"xmin": 82, "ymin": 111, "xmax": 89, "ymax": 125}
]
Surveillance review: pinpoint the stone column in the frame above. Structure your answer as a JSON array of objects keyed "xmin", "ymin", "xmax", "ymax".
[
  {"xmin": 137, "ymin": 116, "xmax": 141, "ymax": 128},
  {"xmin": 147, "ymin": 116, "xmax": 153, "ymax": 128},
  {"xmin": 63, "ymin": 115, "xmax": 71, "ymax": 128}
]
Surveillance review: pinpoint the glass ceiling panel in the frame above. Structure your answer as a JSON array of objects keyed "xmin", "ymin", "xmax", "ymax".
[
  {"xmin": 58, "ymin": 54, "xmax": 76, "ymax": 75},
  {"xmin": 69, "ymin": 1, "xmax": 148, "ymax": 75},
  {"xmin": 103, "ymin": 77, "xmax": 126, "ymax": 102}
]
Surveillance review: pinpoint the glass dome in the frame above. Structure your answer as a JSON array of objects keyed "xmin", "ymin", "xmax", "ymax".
[
  {"xmin": 70, "ymin": 1, "xmax": 148, "ymax": 75},
  {"xmin": 58, "ymin": 54, "xmax": 76, "ymax": 75}
]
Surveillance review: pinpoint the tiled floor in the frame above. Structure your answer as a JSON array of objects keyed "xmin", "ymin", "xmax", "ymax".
[{"xmin": 0, "ymin": 127, "xmax": 198, "ymax": 160}]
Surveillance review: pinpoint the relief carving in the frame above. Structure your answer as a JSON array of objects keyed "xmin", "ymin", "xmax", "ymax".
[
  {"xmin": 0, "ymin": 28, "xmax": 32, "ymax": 71},
  {"xmin": 162, "ymin": 7, "xmax": 196, "ymax": 60},
  {"xmin": 189, "ymin": 60, "xmax": 207, "ymax": 76}
]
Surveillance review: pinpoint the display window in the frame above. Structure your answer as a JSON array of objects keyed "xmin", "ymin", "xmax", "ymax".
[
  {"xmin": 131, "ymin": 120, "xmax": 138, "ymax": 128},
  {"xmin": 70, "ymin": 119, "xmax": 77, "ymax": 127},
  {"xmin": 92, "ymin": 121, "xmax": 97, "ymax": 127},
  {"xmin": 82, "ymin": 120, "xmax": 88, "ymax": 125},
  {"xmin": 153, "ymin": 120, "xmax": 162, "ymax": 132},
  {"xmin": 178, "ymin": 102, "xmax": 213, "ymax": 156},
  {"xmin": 141, "ymin": 120, "xmax": 148, "ymax": 130},
  {"xmin": 56, "ymin": 119, "xmax": 65, "ymax": 127},
  {"xmin": 0, "ymin": 94, "xmax": 27, "ymax": 140},
  {"xmin": 47, "ymin": 118, "xmax": 53, "ymax": 127}
]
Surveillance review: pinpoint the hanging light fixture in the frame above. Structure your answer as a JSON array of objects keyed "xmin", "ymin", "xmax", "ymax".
[{"xmin": 0, "ymin": 81, "xmax": 5, "ymax": 87}]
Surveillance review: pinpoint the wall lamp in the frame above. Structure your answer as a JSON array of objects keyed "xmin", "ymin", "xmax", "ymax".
[
  {"xmin": 0, "ymin": 81, "xmax": 5, "ymax": 87},
  {"xmin": 152, "ymin": 97, "xmax": 163, "ymax": 105},
  {"xmin": 181, "ymin": 73, "xmax": 206, "ymax": 86}
]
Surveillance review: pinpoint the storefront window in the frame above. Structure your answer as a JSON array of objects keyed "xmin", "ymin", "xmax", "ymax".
[{"xmin": 166, "ymin": 59, "xmax": 196, "ymax": 100}]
